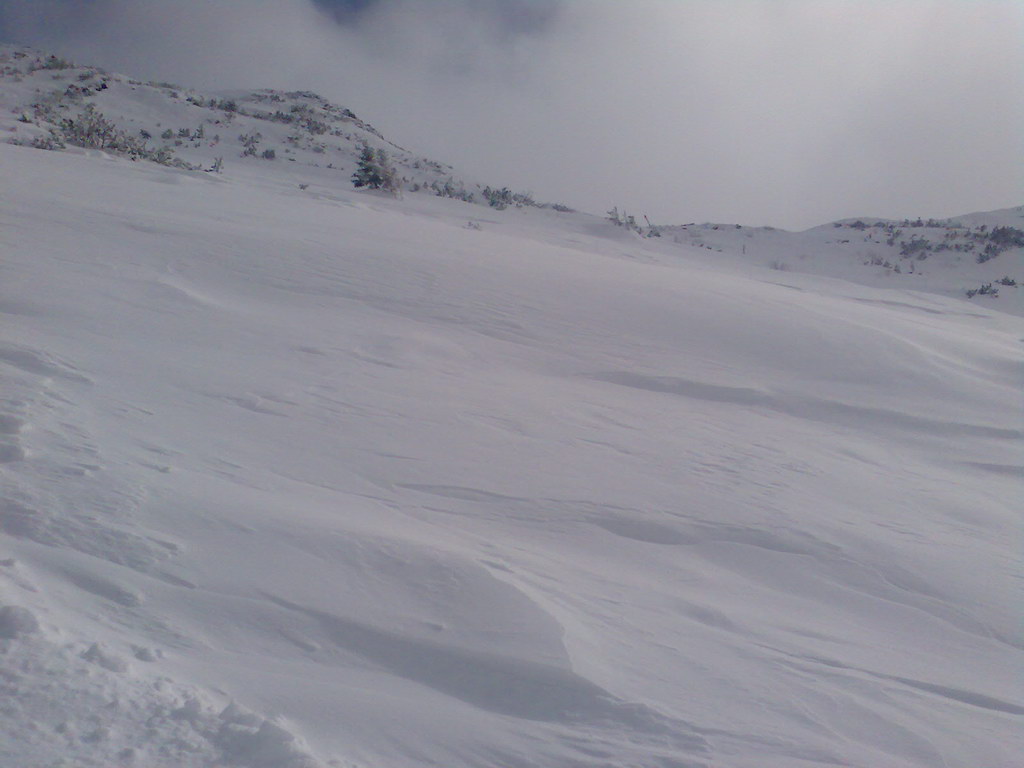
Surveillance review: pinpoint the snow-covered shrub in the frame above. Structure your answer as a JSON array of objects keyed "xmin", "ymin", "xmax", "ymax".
[
  {"xmin": 13, "ymin": 102, "xmax": 194, "ymax": 168},
  {"xmin": 965, "ymin": 283, "xmax": 998, "ymax": 298},
  {"xmin": 60, "ymin": 104, "xmax": 136, "ymax": 151},
  {"xmin": 32, "ymin": 129, "xmax": 66, "ymax": 150},
  {"xmin": 899, "ymin": 236, "xmax": 930, "ymax": 258},
  {"xmin": 239, "ymin": 131, "xmax": 262, "ymax": 157},
  {"xmin": 484, "ymin": 186, "xmax": 534, "ymax": 210},
  {"xmin": 429, "ymin": 178, "xmax": 474, "ymax": 203},
  {"xmin": 977, "ymin": 244, "xmax": 1000, "ymax": 263},
  {"xmin": 607, "ymin": 206, "xmax": 641, "ymax": 233},
  {"xmin": 978, "ymin": 226, "xmax": 1024, "ymax": 263},
  {"xmin": 989, "ymin": 226, "xmax": 1024, "ymax": 248},
  {"xmin": 32, "ymin": 54, "xmax": 74, "ymax": 72}
]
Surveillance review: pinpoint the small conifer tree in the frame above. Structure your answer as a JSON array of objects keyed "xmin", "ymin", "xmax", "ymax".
[{"xmin": 352, "ymin": 143, "xmax": 399, "ymax": 195}]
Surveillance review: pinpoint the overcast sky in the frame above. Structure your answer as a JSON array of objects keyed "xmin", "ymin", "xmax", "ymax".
[{"xmin": 2, "ymin": 0, "xmax": 1021, "ymax": 228}]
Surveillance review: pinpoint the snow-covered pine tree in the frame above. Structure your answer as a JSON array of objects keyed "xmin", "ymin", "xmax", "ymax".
[
  {"xmin": 351, "ymin": 143, "xmax": 377, "ymax": 188},
  {"xmin": 352, "ymin": 143, "xmax": 399, "ymax": 195}
]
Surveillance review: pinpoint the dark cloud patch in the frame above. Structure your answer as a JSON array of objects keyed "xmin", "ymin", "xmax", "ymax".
[
  {"xmin": 460, "ymin": 0, "xmax": 563, "ymax": 38},
  {"xmin": 312, "ymin": 0, "xmax": 560, "ymax": 37},
  {"xmin": 310, "ymin": 0, "xmax": 378, "ymax": 24}
]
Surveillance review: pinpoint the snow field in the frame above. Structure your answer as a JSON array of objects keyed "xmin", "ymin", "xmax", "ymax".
[{"xmin": 0, "ymin": 142, "xmax": 1021, "ymax": 767}]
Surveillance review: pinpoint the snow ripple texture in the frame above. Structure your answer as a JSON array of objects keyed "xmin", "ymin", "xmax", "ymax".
[{"xmin": 0, "ymin": 114, "xmax": 1021, "ymax": 767}]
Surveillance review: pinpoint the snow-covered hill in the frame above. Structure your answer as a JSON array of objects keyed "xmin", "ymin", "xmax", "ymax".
[
  {"xmin": 0, "ymin": 47, "xmax": 1022, "ymax": 768},
  {"xmin": 3, "ymin": 43, "xmax": 1021, "ymax": 308},
  {"xmin": 661, "ymin": 210, "xmax": 1024, "ymax": 313},
  {"xmin": 0, "ymin": 46, "xmax": 543, "ymax": 209}
]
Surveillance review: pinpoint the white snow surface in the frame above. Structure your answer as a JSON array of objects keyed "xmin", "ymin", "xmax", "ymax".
[{"xmin": 0, "ymin": 56, "xmax": 1022, "ymax": 768}]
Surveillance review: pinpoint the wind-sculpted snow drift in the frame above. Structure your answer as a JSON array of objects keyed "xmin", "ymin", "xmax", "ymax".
[{"xmin": 0, "ymin": 48, "xmax": 1022, "ymax": 768}]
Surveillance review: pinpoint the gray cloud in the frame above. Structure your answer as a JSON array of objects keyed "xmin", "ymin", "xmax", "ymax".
[
  {"xmin": 1, "ymin": 0, "xmax": 1021, "ymax": 228},
  {"xmin": 311, "ymin": 0, "xmax": 561, "ymax": 38}
]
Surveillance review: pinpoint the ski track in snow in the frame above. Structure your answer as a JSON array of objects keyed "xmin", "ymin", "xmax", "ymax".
[{"xmin": 0, "ymin": 130, "xmax": 1021, "ymax": 768}]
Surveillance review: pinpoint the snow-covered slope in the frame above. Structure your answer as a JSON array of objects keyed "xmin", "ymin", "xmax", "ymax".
[
  {"xmin": 661, "ymin": 210, "xmax": 1024, "ymax": 313},
  {"xmin": 1, "ymin": 50, "xmax": 1022, "ymax": 768},
  {"xmin": 0, "ymin": 45, "xmax": 540, "ymax": 208}
]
